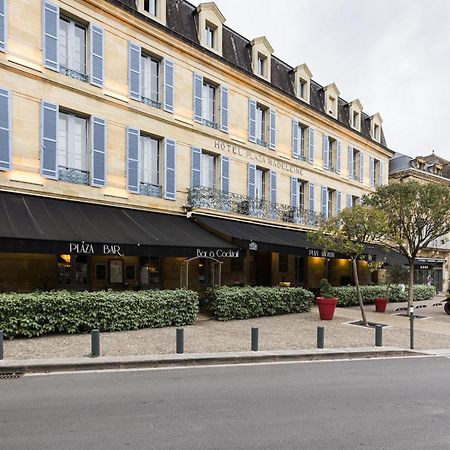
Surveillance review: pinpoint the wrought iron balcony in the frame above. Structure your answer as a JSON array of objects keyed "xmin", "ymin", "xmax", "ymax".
[
  {"xmin": 140, "ymin": 182, "xmax": 162, "ymax": 198},
  {"xmin": 59, "ymin": 166, "xmax": 89, "ymax": 185},
  {"xmin": 187, "ymin": 186, "xmax": 325, "ymax": 227},
  {"xmin": 256, "ymin": 138, "xmax": 268, "ymax": 148},
  {"xmin": 141, "ymin": 96, "xmax": 162, "ymax": 110},
  {"xmin": 59, "ymin": 66, "xmax": 89, "ymax": 83},
  {"xmin": 203, "ymin": 119, "xmax": 218, "ymax": 130}
]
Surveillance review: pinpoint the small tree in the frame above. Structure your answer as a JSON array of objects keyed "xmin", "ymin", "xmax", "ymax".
[
  {"xmin": 385, "ymin": 264, "xmax": 409, "ymax": 300},
  {"xmin": 365, "ymin": 181, "xmax": 450, "ymax": 309},
  {"xmin": 308, "ymin": 205, "xmax": 388, "ymax": 326}
]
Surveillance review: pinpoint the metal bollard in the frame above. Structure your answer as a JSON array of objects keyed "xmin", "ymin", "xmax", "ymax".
[
  {"xmin": 410, "ymin": 306, "xmax": 414, "ymax": 350},
  {"xmin": 176, "ymin": 328, "xmax": 184, "ymax": 354},
  {"xmin": 317, "ymin": 326, "xmax": 325, "ymax": 349},
  {"xmin": 251, "ymin": 327, "xmax": 259, "ymax": 352},
  {"xmin": 375, "ymin": 325, "xmax": 383, "ymax": 347},
  {"xmin": 91, "ymin": 329, "xmax": 100, "ymax": 357},
  {"xmin": 0, "ymin": 330, "xmax": 3, "ymax": 360}
]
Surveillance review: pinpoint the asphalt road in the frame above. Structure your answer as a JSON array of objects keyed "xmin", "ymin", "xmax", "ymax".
[{"xmin": 1, "ymin": 357, "xmax": 450, "ymax": 450}]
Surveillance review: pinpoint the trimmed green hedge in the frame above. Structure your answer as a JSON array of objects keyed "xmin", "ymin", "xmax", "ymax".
[
  {"xmin": 207, "ymin": 286, "xmax": 314, "ymax": 321},
  {"xmin": 329, "ymin": 284, "xmax": 436, "ymax": 307},
  {"xmin": 0, "ymin": 289, "xmax": 199, "ymax": 338}
]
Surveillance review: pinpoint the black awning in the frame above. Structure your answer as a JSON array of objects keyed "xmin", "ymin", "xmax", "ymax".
[
  {"xmin": 194, "ymin": 215, "xmax": 314, "ymax": 256},
  {"xmin": 0, "ymin": 191, "xmax": 238, "ymax": 256},
  {"xmin": 365, "ymin": 244, "xmax": 408, "ymax": 266}
]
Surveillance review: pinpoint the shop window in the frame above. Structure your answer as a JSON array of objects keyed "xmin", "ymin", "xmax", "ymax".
[
  {"xmin": 140, "ymin": 134, "xmax": 161, "ymax": 196},
  {"xmin": 58, "ymin": 110, "xmax": 89, "ymax": 184},
  {"xmin": 231, "ymin": 256, "xmax": 244, "ymax": 272},
  {"xmin": 295, "ymin": 256, "xmax": 305, "ymax": 285},
  {"xmin": 140, "ymin": 257, "xmax": 160, "ymax": 289},
  {"xmin": 95, "ymin": 263, "xmax": 107, "ymax": 281},
  {"xmin": 279, "ymin": 254, "xmax": 288, "ymax": 273},
  {"xmin": 125, "ymin": 265, "xmax": 136, "ymax": 281},
  {"xmin": 141, "ymin": 52, "xmax": 161, "ymax": 109},
  {"xmin": 59, "ymin": 15, "xmax": 88, "ymax": 82},
  {"xmin": 57, "ymin": 254, "xmax": 72, "ymax": 286}
]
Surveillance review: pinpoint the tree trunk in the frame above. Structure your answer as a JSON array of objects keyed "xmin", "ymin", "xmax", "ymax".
[
  {"xmin": 408, "ymin": 259, "xmax": 415, "ymax": 309},
  {"xmin": 353, "ymin": 258, "xmax": 368, "ymax": 326}
]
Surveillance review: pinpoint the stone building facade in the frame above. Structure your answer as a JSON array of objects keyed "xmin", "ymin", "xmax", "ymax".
[{"xmin": 0, "ymin": 0, "xmax": 394, "ymax": 293}]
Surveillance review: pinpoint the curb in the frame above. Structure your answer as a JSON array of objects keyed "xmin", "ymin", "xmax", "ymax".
[{"xmin": 0, "ymin": 347, "xmax": 424, "ymax": 374}]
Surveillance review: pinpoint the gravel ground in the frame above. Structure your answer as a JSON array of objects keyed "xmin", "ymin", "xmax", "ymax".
[{"xmin": 3, "ymin": 298, "xmax": 450, "ymax": 360}]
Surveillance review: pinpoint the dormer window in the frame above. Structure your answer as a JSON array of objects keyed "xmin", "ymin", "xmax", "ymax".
[
  {"xmin": 373, "ymin": 124, "xmax": 380, "ymax": 141},
  {"xmin": 294, "ymin": 64, "xmax": 312, "ymax": 104},
  {"xmin": 257, "ymin": 54, "xmax": 266, "ymax": 77},
  {"xmin": 353, "ymin": 111, "xmax": 359, "ymax": 129},
  {"xmin": 250, "ymin": 36, "xmax": 273, "ymax": 81},
  {"xmin": 205, "ymin": 22, "xmax": 216, "ymax": 49},
  {"xmin": 137, "ymin": 0, "xmax": 166, "ymax": 24},
  {"xmin": 196, "ymin": 3, "xmax": 225, "ymax": 56},
  {"xmin": 324, "ymin": 83, "xmax": 340, "ymax": 119},
  {"xmin": 144, "ymin": 0, "xmax": 156, "ymax": 15},
  {"xmin": 349, "ymin": 99, "xmax": 363, "ymax": 132},
  {"xmin": 328, "ymin": 96, "xmax": 336, "ymax": 115}
]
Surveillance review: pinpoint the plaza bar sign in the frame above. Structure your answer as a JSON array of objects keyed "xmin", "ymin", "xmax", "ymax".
[
  {"xmin": 196, "ymin": 249, "xmax": 240, "ymax": 258},
  {"xmin": 308, "ymin": 249, "xmax": 336, "ymax": 258},
  {"xmin": 69, "ymin": 242, "xmax": 124, "ymax": 256},
  {"xmin": 214, "ymin": 141, "xmax": 303, "ymax": 175}
]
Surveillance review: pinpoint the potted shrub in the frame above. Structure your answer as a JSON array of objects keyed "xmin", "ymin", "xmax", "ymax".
[
  {"xmin": 375, "ymin": 264, "xmax": 408, "ymax": 313},
  {"xmin": 374, "ymin": 297, "xmax": 389, "ymax": 313},
  {"xmin": 316, "ymin": 279, "xmax": 338, "ymax": 320}
]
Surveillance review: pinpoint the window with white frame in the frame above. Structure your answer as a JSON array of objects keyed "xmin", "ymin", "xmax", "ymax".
[
  {"xmin": 294, "ymin": 122, "xmax": 308, "ymax": 160},
  {"xmin": 328, "ymin": 96, "xmax": 337, "ymax": 116},
  {"xmin": 205, "ymin": 22, "xmax": 216, "ymax": 49},
  {"xmin": 299, "ymin": 79, "xmax": 307, "ymax": 101},
  {"xmin": 144, "ymin": 0, "xmax": 156, "ymax": 15},
  {"xmin": 202, "ymin": 80, "xmax": 217, "ymax": 126},
  {"xmin": 351, "ymin": 148, "xmax": 361, "ymax": 180},
  {"xmin": 327, "ymin": 188, "xmax": 335, "ymax": 219},
  {"xmin": 351, "ymin": 195, "xmax": 360, "ymax": 207},
  {"xmin": 200, "ymin": 151, "xmax": 217, "ymax": 188},
  {"xmin": 257, "ymin": 54, "xmax": 266, "ymax": 77},
  {"xmin": 374, "ymin": 159, "xmax": 381, "ymax": 186},
  {"xmin": 373, "ymin": 124, "xmax": 380, "ymax": 142},
  {"xmin": 58, "ymin": 111, "xmax": 88, "ymax": 184},
  {"xmin": 140, "ymin": 134, "xmax": 161, "ymax": 191},
  {"xmin": 294, "ymin": 179, "xmax": 305, "ymax": 210},
  {"xmin": 353, "ymin": 110, "xmax": 360, "ymax": 130},
  {"xmin": 255, "ymin": 167, "xmax": 266, "ymax": 201},
  {"xmin": 256, "ymin": 104, "xmax": 267, "ymax": 146},
  {"xmin": 141, "ymin": 52, "xmax": 160, "ymax": 108},
  {"xmin": 59, "ymin": 16, "xmax": 87, "ymax": 81},
  {"xmin": 328, "ymin": 137, "xmax": 337, "ymax": 171}
]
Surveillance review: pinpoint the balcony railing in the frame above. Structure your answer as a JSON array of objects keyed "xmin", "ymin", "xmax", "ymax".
[
  {"xmin": 141, "ymin": 96, "xmax": 162, "ymax": 110},
  {"xmin": 203, "ymin": 119, "xmax": 218, "ymax": 130},
  {"xmin": 59, "ymin": 166, "xmax": 89, "ymax": 185},
  {"xmin": 140, "ymin": 182, "xmax": 162, "ymax": 198},
  {"xmin": 187, "ymin": 186, "xmax": 325, "ymax": 227},
  {"xmin": 59, "ymin": 66, "xmax": 89, "ymax": 83}
]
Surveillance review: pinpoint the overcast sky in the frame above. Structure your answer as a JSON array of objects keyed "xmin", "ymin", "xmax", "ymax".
[{"xmin": 209, "ymin": 0, "xmax": 450, "ymax": 159}]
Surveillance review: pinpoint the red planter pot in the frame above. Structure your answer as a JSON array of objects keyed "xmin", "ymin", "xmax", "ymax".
[
  {"xmin": 316, "ymin": 297, "xmax": 338, "ymax": 320},
  {"xmin": 375, "ymin": 297, "xmax": 389, "ymax": 313}
]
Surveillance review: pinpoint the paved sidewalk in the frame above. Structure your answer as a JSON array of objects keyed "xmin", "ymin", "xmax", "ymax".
[{"xmin": 2, "ymin": 296, "xmax": 449, "ymax": 361}]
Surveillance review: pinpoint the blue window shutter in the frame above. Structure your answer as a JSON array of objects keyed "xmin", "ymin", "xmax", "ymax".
[
  {"xmin": 191, "ymin": 146, "xmax": 201, "ymax": 187},
  {"xmin": 370, "ymin": 156, "xmax": 375, "ymax": 187},
  {"xmin": 0, "ymin": 88, "xmax": 11, "ymax": 171},
  {"xmin": 336, "ymin": 191, "xmax": 342, "ymax": 214},
  {"xmin": 269, "ymin": 108, "xmax": 276, "ymax": 149},
  {"xmin": 248, "ymin": 163, "xmax": 256, "ymax": 198},
  {"xmin": 126, "ymin": 127, "xmax": 139, "ymax": 193},
  {"xmin": 292, "ymin": 119, "xmax": 299, "ymax": 159},
  {"xmin": 379, "ymin": 160, "xmax": 384, "ymax": 186},
  {"xmin": 360, "ymin": 152, "xmax": 364, "ymax": 183},
  {"xmin": 248, "ymin": 99, "xmax": 256, "ymax": 143},
  {"xmin": 336, "ymin": 141, "xmax": 341, "ymax": 173},
  {"xmin": 221, "ymin": 155, "xmax": 230, "ymax": 193},
  {"xmin": 308, "ymin": 127, "xmax": 314, "ymax": 163},
  {"xmin": 164, "ymin": 59, "xmax": 174, "ymax": 113},
  {"xmin": 0, "ymin": 0, "xmax": 7, "ymax": 52},
  {"xmin": 90, "ymin": 25, "xmax": 104, "ymax": 87},
  {"xmin": 43, "ymin": 1, "xmax": 59, "ymax": 71},
  {"xmin": 322, "ymin": 134, "xmax": 329, "ymax": 168},
  {"xmin": 193, "ymin": 73, "xmax": 203, "ymax": 123},
  {"xmin": 348, "ymin": 146, "xmax": 354, "ymax": 179},
  {"xmin": 346, "ymin": 193, "xmax": 352, "ymax": 209},
  {"xmin": 270, "ymin": 170, "xmax": 277, "ymax": 204},
  {"xmin": 291, "ymin": 177, "xmax": 298, "ymax": 208},
  {"xmin": 164, "ymin": 139, "xmax": 176, "ymax": 200},
  {"xmin": 321, "ymin": 186, "xmax": 328, "ymax": 217},
  {"xmin": 220, "ymin": 85, "xmax": 229, "ymax": 133},
  {"xmin": 91, "ymin": 117, "xmax": 107, "ymax": 187},
  {"xmin": 128, "ymin": 42, "xmax": 141, "ymax": 101},
  {"xmin": 41, "ymin": 101, "xmax": 58, "ymax": 179}
]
